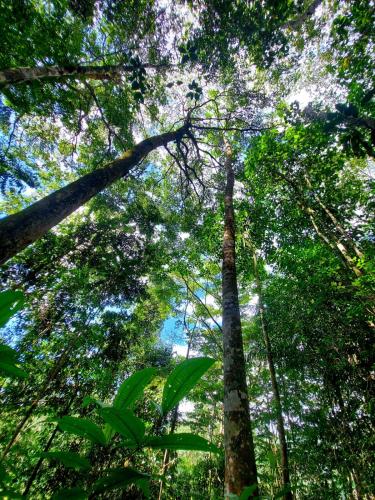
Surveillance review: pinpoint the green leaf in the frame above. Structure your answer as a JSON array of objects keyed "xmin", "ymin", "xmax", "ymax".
[
  {"xmin": 0, "ymin": 291, "xmax": 25, "ymax": 328},
  {"xmin": 239, "ymin": 484, "xmax": 258, "ymax": 499},
  {"xmin": 92, "ymin": 468, "xmax": 148, "ymax": 494},
  {"xmin": 51, "ymin": 487, "xmax": 88, "ymax": 499},
  {"xmin": 161, "ymin": 357, "xmax": 215, "ymax": 415},
  {"xmin": 136, "ymin": 478, "xmax": 151, "ymax": 499},
  {"xmin": 114, "ymin": 368, "xmax": 157, "ymax": 410},
  {"xmin": 58, "ymin": 417, "xmax": 106, "ymax": 445},
  {"xmin": 143, "ymin": 433, "xmax": 220, "ymax": 453},
  {"xmin": 0, "ymin": 362, "xmax": 27, "ymax": 379},
  {"xmin": 0, "ymin": 344, "xmax": 17, "ymax": 364},
  {"xmin": 0, "ymin": 490, "xmax": 22, "ymax": 499},
  {"xmin": 42, "ymin": 452, "xmax": 90, "ymax": 470},
  {"xmin": 0, "ymin": 345, "xmax": 27, "ymax": 379},
  {"xmin": 99, "ymin": 407, "xmax": 145, "ymax": 444},
  {"xmin": 103, "ymin": 368, "xmax": 156, "ymax": 443}
]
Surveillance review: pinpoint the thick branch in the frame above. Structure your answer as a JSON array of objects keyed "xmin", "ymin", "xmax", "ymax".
[
  {"xmin": 0, "ymin": 63, "xmax": 172, "ymax": 88},
  {"xmin": 0, "ymin": 124, "xmax": 188, "ymax": 265}
]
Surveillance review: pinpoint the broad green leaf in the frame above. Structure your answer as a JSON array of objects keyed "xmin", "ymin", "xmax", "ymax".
[
  {"xmin": 143, "ymin": 433, "xmax": 220, "ymax": 453},
  {"xmin": 0, "ymin": 344, "xmax": 17, "ymax": 364},
  {"xmin": 104, "ymin": 367, "xmax": 156, "ymax": 442},
  {"xmin": 113, "ymin": 367, "xmax": 157, "ymax": 410},
  {"xmin": 42, "ymin": 452, "xmax": 90, "ymax": 470},
  {"xmin": 0, "ymin": 291, "xmax": 25, "ymax": 328},
  {"xmin": 136, "ymin": 478, "xmax": 151, "ymax": 499},
  {"xmin": 161, "ymin": 357, "xmax": 215, "ymax": 415},
  {"xmin": 58, "ymin": 417, "xmax": 106, "ymax": 445},
  {"xmin": 239, "ymin": 484, "xmax": 258, "ymax": 499},
  {"xmin": 51, "ymin": 487, "xmax": 88, "ymax": 499},
  {"xmin": 99, "ymin": 407, "xmax": 145, "ymax": 444},
  {"xmin": 0, "ymin": 362, "xmax": 27, "ymax": 379},
  {"xmin": 267, "ymin": 450, "xmax": 277, "ymax": 470},
  {"xmin": 92, "ymin": 468, "xmax": 148, "ymax": 494},
  {"xmin": 0, "ymin": 490, "xmax": 22, "ymax": 499}
]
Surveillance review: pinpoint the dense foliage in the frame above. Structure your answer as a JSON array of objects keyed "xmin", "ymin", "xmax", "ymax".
[{"xmin": 0, "ymin": 0, "xmax": 374, "ymax": 498}]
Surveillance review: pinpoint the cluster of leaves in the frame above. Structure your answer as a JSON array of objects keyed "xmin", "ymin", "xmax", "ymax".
[
  {"xmin": 126, "ymin": 54, "xmax": 149, "ymax": 104},
  {"xmin": 2, "ymin": 358, "xmax": 217, "ymax": 498},
  {"xmin": 0, "ymin": 0, "xmax": 374, "ymax": 498},
  {"xmin": 0, "ymin": 291, "xmax": 27, "ymax": 379}
]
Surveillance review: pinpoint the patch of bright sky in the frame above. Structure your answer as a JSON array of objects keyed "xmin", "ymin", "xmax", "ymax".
[
  {"xmin": 286, "ymin": 88, "xmax": 311, "ymax": 108},
  {"xmin": 159, "ymin": 285, "xmax": 220, "ymax": 350},
  {"xmin": 160, "ymin": 316, "xmax": 186, "ymax": 346}
]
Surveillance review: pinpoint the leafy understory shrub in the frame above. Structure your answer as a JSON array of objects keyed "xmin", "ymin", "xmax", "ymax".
[{"xmin": 37, "ymin": 357, "xmax": 218, "ymax": 499}]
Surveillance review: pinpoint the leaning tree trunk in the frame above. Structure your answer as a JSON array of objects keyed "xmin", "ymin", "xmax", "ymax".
[
  {"xmin": 222, "ymin": 142, "xmax": 259, "ymax": 497},
  {"xmin": 274, "ymin": 170, "xmax": 364, "ymax": 278},
  {"xmin": 0, "ymin": 124, "xmax": 188, "ymax": 266},
  {"xmin": 252, "ymin": 251, "xmax": 293, "ymax": 500},
  {"xmin": 0, "ymin": 63, "xmax": 168, "ymax": 87},
  {"xmin": 303, "ymin": 171, "xmax": 364, "ymax": 260}
]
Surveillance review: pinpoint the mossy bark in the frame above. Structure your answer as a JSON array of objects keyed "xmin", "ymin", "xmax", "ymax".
[
  {"xmin": 222, "ymin": 143, "xmax": 258, "ymax": 497},
  {"xmin": 0, "ymin": 126, "xmax": 187, "ymax": 265},
  {"xmin": 0, "ymin": 63, "xmax": 167, "ymax": 87}
]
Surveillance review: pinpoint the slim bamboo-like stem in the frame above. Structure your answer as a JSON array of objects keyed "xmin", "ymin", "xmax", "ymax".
[
  {"xmin": 252, "ymin": 250, "xmax": 293, "ymax": 500},
  {"xmin": 157, "ymin": 319, "xmax": 193, "ymax": 500},
  {"xmin": 0, "ymin": 343, "xmax": 75, "ymax": 461}
]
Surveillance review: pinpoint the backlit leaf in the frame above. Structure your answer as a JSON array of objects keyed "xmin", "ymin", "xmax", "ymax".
[
  {"xmin": 42, "ymin": 452, "xmax": 90, "ymax": 470},
  {"xmin": 162, "ymin": 357, "xmax": 215, "ymax": 415},
  {"xmin": 99, "ymin": 407, "xmax": 145, "ymax": 444},
  {"xmin": 58, "ymin": 417, "xmax": 106, "ymax": 445}
]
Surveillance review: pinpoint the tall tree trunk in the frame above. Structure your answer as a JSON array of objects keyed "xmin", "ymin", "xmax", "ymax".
[
  {"xmin": 0, "ymin": 63, "xmax": 169, "ymax": 87},
  {"xmin": 222, "ymin": 142, "xmax": 258, "ymax": 497},
  {"xmin": 0, "ymin": 125, "xmax": 188, "ymax": 266},
  {"xmin": 252, "ymin": 251, "xmax": 293, "ymax": 500}
]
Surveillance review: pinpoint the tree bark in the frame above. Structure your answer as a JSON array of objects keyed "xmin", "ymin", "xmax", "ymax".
[
  {"xmin": 0, "ymin": 124, "xmax": 188, "ymax": 266},
  {"xmin": 222, "ymin": 142, "xmax": 258, "ymax": 497},
  {"xmin": 0, "ymin": 63, "xmax": 169, "ymax": 87},
  {"xmin": 252, "ymin": 251, "xmax": 293, "ymax": 500}
]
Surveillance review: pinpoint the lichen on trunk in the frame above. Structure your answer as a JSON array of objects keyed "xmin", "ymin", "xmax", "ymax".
[{"xmin": 222, "ymin": 141, "xmax": 259, "ymax": 497}]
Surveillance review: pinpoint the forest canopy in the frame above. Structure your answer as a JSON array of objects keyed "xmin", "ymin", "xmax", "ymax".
[{"xmin": 0, "ymin": 0, "xmax": 374, "ymax": 499}]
